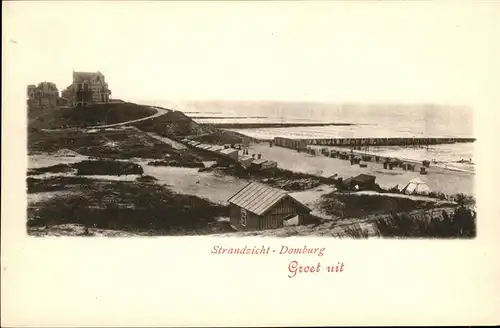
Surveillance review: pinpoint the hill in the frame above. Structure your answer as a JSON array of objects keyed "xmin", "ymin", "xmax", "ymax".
[
  {"xmin": 131, "ymin": 110, "xmax": 215, "ymax": 138},
  {"xmin": 29, "ymin": 102, "xmax": 157, "ymax": 129},
  {"xmin": 28, "ymin": 126, "xmax": 180, "ymax": 159}
]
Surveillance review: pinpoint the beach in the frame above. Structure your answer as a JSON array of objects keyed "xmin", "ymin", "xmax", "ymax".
[{"xmin": 244, "ymin": 143, "xmax": 474, "ymax": 196}]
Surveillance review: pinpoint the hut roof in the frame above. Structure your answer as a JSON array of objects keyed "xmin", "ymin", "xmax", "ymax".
[
  {"xmin": 251, "ymin": 159, "xmax": 268, "ymax": 165},
  {"xmin": 238, "ymin": 155, "xmax": 253, "ymax": 162},
  {"xmin": 211, "ymin": 145, "xmax": 225, "ymax": 151},
  {"xmin": 345, "ymin": 174, "xmax": 376, "ymax": 185},
  {"xmin": 220, "ymin": 148, "xmax": 238, "ymax": 155},
  {"xmin": 207, "ymin": 145, "xmax": 222, "ymax": 152},
  {"xmin": 228, "ymin": 182, "xmax": 311, "ymax": 216}
]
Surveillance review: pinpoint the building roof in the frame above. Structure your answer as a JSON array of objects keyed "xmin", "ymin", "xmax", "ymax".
[
  {"xmin": 251, "ymin": 159, "xmax": 268, "ymax": 165},
  {"xmin": 354, "ymin": 173, "xmax": 376, "ymax": 182},
  {"xmin": 220, "ymin": 148, "xmax": 238, "ymax": 155},
  {"xmin": 239, "ymin": 155, "xmax": 254, "ymax": 162},
  {"xmin": 228, "ymin": 182, "xmax": 311, "ymax": 216},
  {"xmin": 208, "ymin": 145, "xmax": 224, "ymax": 152},
  {"xmin": 73, "ymin": 71, "xmax": 105, "ymax": 84},
  {"xmin": 36, "ymin": 82, "xmax": 58, "ymax": 92},
  {"xmin": 73, "ymin": 72, "xmax": 96, "ymax": 82},
  {"xmin": 345, "ymin": 173, "xmax": 376, "ymax": 185}
]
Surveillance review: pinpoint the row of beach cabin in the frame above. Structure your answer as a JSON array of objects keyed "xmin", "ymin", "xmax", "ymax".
[
  {"xmin": 181, "ymin": 139, "xmax": 278, "ymax": 171},
  {"xmin": 303, "ymin": 146, "xmax": 429, "ymax": 174}
]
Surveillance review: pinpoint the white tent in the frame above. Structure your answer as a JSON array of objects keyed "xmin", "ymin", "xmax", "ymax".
[{"xmin": 401, "ymin": 177, "xmax": 431, "ymax": 195}]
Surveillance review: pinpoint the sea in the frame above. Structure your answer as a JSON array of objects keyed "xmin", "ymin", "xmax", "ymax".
[{"xmin": 134, "ymin": 99, "xmax": 475, "ymax": 173}]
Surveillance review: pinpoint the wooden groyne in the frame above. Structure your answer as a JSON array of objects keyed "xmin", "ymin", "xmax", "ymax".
[
  {"xmin": 204, "ymin": 122, "xmax": 354, "ymax": 129},
  {"xmin": 274, "ymin": 136, "xmax": 475, "ymax": 148}
]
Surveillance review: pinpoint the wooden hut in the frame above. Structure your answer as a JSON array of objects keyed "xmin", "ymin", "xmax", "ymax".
[
  {"xmin": 250, "ymin": 158, "xmax": 268, "ymax": 171},
  {"xmin": 342, "ymin": 174, "xmax": 377, "ymax": 191},
  {"xmin": 227, "ymin": 182, "xmax": 312, "ymax": 230},
  {"xmin": 238, "ymin": 155, "xmax": 254, "ymax": 168},
  {"xmin": 219, "ymin": 148, "xmax": 239, "ymax": 161},
  {"xmin": 261, "ymin": 160, "xmax": 278, "ymax": 170}
]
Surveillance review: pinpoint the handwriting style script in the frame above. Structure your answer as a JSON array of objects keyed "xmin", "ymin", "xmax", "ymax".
[{"xmin": 211, "ymin": 245, "xmax": 345, "ymax": 278}]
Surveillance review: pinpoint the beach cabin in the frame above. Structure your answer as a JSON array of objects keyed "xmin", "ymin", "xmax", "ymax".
[
  {"xmin": 261, "ymin": 160, "xmax": 278, "ymax": 170},
  {"xmin": 343, "ymin": 174, "xmax": 377, "ymax": 191},
  {"xmin": 238, "ymin": 155, "xmax": 254, "ymax": 168},
  {"xmin": 350, "ymin": 157, "xmax": 361, "ymax": 165},
  {"xmin": 207, "ymin": 145, "xmax": 224, "ymax": 153},
  {"xmin": 227, "ymin": 182, "xmax": 312, "ymax": 231},
  {"xmin": 212, "ymin": 145, "xmax": 225, "ymax": 152},
  {"xmin": 219, "ymin": 148, "xmax": 239, "ymax": 161},
  {"xmin": 250, "ymin": 158, "xmax": 268, "ymax": 171},
  {"xmin": 201, "ymin": 144, "xmax": 213, "ymax": 150}
]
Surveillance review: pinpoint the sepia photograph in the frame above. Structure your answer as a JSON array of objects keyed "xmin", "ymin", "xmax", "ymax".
[
  {"xmin": 23, "ymin": 2, "xmax": 477, "ymax": 239},
  {"xmin": 4, "ymin": 1, "xmax": 500, "ymax": 327}
]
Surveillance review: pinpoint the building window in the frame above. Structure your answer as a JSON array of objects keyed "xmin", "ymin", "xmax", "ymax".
[{"xmin": 240, "ymin": 208, "xmax": 247, "ymax": 227}]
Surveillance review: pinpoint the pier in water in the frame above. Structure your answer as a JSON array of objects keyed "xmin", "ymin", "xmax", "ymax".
[{"xmin": 273, "ymin": 136, "xmax": 475, "ymax": 148}]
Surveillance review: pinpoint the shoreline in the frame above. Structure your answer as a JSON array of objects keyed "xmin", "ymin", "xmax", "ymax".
[
  {"xmin": 307, "ymin": 144, "xmax": 475, "ymax": 174},
  {"xmin": 200, "ymin": 122, "xmax": 356, "ymax": 129},
  {"xmin": 244, "ymin": 143, "xmax": 474, "ymax": 196}
]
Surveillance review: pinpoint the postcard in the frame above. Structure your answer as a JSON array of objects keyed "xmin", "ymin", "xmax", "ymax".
[{"xmin": 2, "ymin": 1, "xmax": 499, "ymax": 326}]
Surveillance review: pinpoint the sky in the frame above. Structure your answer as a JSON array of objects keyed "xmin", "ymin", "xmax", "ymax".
[{"xmin": 3, "ymin": 1, "xmax": 500, "ymax": 105}]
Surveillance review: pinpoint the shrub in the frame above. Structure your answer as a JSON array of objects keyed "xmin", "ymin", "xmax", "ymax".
[
  {"xmin": 373, "ymin": 206, "xmax": 476, "ymax": 238},
  {"xmin": 28, "ymin": 127, "xmax": 176, "ymax": 159},
  {"xmin": 342, "ymin": 224, "xmax": 371, "ymax": 238},
  {"xmin": 319, "ymin": 193, "xmax": 436, "ymax": 218},
  {"xmin": 428, "ymin": 191, "xmax": 448, "ymax": 200},
  {"xmin": 28, "ymin": 164, "xmax": 73, "ymax": 176},
  {"xmin": 74, "ymin": 160, "xmax": 143, "ymax": 176},
  {"xmin": 27, "ymin": 179, "xmax": 229, "ymax": 234},
  {"xmin": 452, "ymin": 193, "xmax": 475, "ymax": 206},
  {"xmin": 27, "ymin": 176, "xmax": 94, "ymax": 193},
  {"xmin": 136, "ymin": 175, "xmax": 158, "ymax": 183}
]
